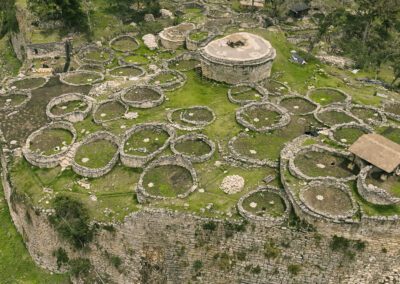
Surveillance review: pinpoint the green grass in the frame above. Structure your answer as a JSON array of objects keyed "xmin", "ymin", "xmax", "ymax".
[
  {"xmin": 111, "ymin": 37, "xmax": 139, "ymax": 52},
  {"xmin": 124, "ymin": 129, "xmax": 170, "ymax": 156},
  {"xmin": 333, "ymin": 127, "xmax": 366, "ymax": 145},
  {"xmin": 143, "ymin": 165, "xmax": 193, "ymax": 198},
  {"xmin": 75, "ymin": 140, "xmax": 118, "ymax": 168},
  {"xmin": 174, "ymin": 139, "xmax": 212, "ymax": 157},
  {"xmin": 318, "ymin": 110, "xmax": 357, "ymax": 127},
  {"xmin": 30, "ymin": 129, "xmax": 73, "ymax": 156},
  {"xmin": 189, "ymin": 31, "xmax": 208, "ymax": 41},
  {"xmin": 242, "ymin": 191, "xmax": 286, "ymax": 217},
  {"xmin": 10, "ymin": 77, "xmax": 46, "ymax": 90},
  {"xmin": 109, "ymin": 66, "xmax": 143, "ymax": 77},
  {"xmin": 123, "ymin": 54, "xmax": 150, "ymax": 65},
  {"xmin": 51, "ymin": 100, "xmax": 88, "ymax": 116},
  {"xmin": 309, "ymin": 89, "xmax": 347, "ymax": 106},
  {"xmin": 63, "ymin": 72, "xmax": 102, "ymax": 85},
  {"xmin": 0, "ymin": 182, "xmax": 69, "ymax": 283},
  {"xmin": 0, "ymin": 93, "xmax": 28, "ymax": 109}
]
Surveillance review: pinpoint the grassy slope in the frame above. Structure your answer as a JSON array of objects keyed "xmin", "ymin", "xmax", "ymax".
[{"xmin": 0, "ymin": 183, "xmax": 69, "ymax": 283}]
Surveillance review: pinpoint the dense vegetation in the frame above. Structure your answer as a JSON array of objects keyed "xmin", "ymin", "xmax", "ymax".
[{"xmin": 0, "ymin": 0, "xmax": 18, "ymax": 38}]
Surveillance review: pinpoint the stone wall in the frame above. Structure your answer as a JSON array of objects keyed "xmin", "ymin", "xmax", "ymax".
[
  {"xmin": 119, "ymin": 123, "xmax": 175, "ymax": 168},
  {"xmin": 71, "ymin": 131, "xmax": 120, "ymax": 178},
  {"xmin": 120, "ymin": 85, "xmax": 164, "ymax": 109},
  {"xmin": 170, "ymin": 133, "xmax": 215, "ymax": 163},
  {"xmin": 22, "ymin": 121, "xmax": 77, "ymax": 168},
  {"xmin": 46, "ymin": 93, "xmax": 94, "ymax": 123},
  {"xmin": 26, "ymin": 42, "xmax": 67, "ymax": 60}
]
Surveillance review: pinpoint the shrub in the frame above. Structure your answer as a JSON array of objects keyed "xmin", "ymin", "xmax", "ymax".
[
  {"xmin": 288, "ymin": 264, "xmax": 301, "ymax": 276},
  {"xmin": 251, "ymin": 265, "xmax": 261, "ymax": 274},
  {"xmin": 202, "ymin": 221, "xmax": 217, "ymax": 231},
  {"xmin": 49, "ymin": 196, "xmax": 95, "ymax": 249},
  {"xmin": 264, "ymin": 241, "xmax": 281, "ymax": 259},
  {"xmin": 193, "ymin": 260, "xmax": 203, "ymax": 271},
  {"xmin": 330, "ymin": 235, "xmax": 350, "ymax": 251},
  {"xmin": 69, "ymin": 258, "xmax": 91, "ymax": 277},
  {"xmin": 53, "ymin": 247, "xmax": 69, "ymax": 269},
  {"xmin": 224, "ymin": 221, "xmax": 247, "ymax": 238}
]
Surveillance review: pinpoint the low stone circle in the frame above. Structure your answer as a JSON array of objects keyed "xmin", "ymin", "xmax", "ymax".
[
  {"xmin": 0, "ymin": 90, "xmax": 32, "ymax": 111},
  {"xmin": 6, "ymin": 75, "xmax": 49, "ymax": 91},
  {"xmin": 237, "ymin": 186, "xmax": 290, "ymax": 225},
  {"xmin": 120, "ymin": 123, "xmax": 176, "ymax": 168},
  {"xmin": 186, "ymin": 29, "xmax": 216, "ymax": 51},
  {"xmin": 235, "ymin": 102, "xmax": 290, "ymax": 132},
  {"xmin": 276, "ymin": 95, "xmax": 319, "ymax": 115},
  {"xmin": 120, "ymin": 85, "xmax": 164, "ymax": 109},
  {"xmin": 22, "ymin": 121, "xmax": 77, "ymax": 168},
  {"xmin": 77, "ymin": 45, "xmax": 115, "ymax": 65},
  {"xmin": 59, "ymin": 70, "xmax": 104, "ymax": 86},
  {"xmin": 347, "ymin": 104, "xmax": 387, "ymax": 126},
  {"xmin": 109, "ymin": 35, "xmax": 140, "ymax": 53},
  {"xmin": 159, "ymin": 22, "xmax": 196, "ymax": 50},
  {"xmin": 299, "ymin": 180, "xmax": 357, "ymax": 221},
  {"xmin": 77, "ymin": 63, "xmax": 105, "ymax": 73},
  {"xmin": 165, "ymin": 52, "xmax": 202, "ymax": 71},
  {"xmin": 170, "ymin": 133, "xmax": 215, "ymax": 163},
  {"xmin": 307, "ymin": 87, "xmax": 351, "ymax": 107},
  {"xmin": 227, "ymin": 83, "xmax": 269, "ymax": 105},
  {"xmin": 314, "ymin": 105, "xmax": 363, "ymax": 127},
  {"xmin": 383, "ymin": 101, "xmax": 400, "ymax": 122},
  {"xmin": 328, "ymin": 122, "xmax": 373, "ymax": 147},
  {"xmin": 71, "ymin": 131, "xmax": 120, "ymax": 178},
  {"xmin": 148, "ymin": 69, "xmax": 187, "ymax": 91},
  {"xmin": 288, "ymin": 144, "xmax": 359, "ymax": 182},
  {"xmin": 136, "ymin": 155, "xmax": 198, "ymax": 203},
  {"xmin": 107, "ymin": 65, "xmax": 146, "ymax": 80},
  {"xmin": 262, "ymin": 79, "xmax": 291, "ymax": 96},
  {"xmin": 228, "ymin": 133, "xmax": 279, "ymax": 168},
  {"xmin": 46, "ymin": 93, "xmax": 94, "ymax": 123},
  {"xmin": 357, "ymin": 165, "xmax": 400, "ymax": 205},
  {"xmin": 167, "ymin": 106, "xmax": 216, "ymax": 131},
  {"xmin": 93, "ymin": 99, "xmax": 129, "ymax": 124}
]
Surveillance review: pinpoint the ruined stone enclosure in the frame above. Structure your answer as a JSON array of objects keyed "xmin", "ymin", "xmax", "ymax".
[
  {"xmin": 3, "ymin": 5, "xmax": 400, "ymax": 284},
  {"xmin": 200, "ymin": 32, "xmax": 276, "ymax": 84}
]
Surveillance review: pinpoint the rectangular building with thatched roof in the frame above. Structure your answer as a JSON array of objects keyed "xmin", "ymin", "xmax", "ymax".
[{"xmin": 349, "ymin": 134, "xmax": 400, "ymax": 173}]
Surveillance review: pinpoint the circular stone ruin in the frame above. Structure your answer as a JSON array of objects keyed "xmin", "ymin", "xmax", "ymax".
[
  {"xmin": 357, "ymin": 165, "xmax": 400, "ymax": 205},
  {"xmin": 307, "ymin": 87, "xmax": 351, "ymax": 106},
  {"xmin": 228, "ymin": 133, "xmax": 279, "ymax": 168},
  {"xmin": 167, "ymin": 106, "xmax": 216, "ymax": 130},
  {"xmin": 277, "ymin": 95, "xmax": 319, "ymax": 115},
  {"xmin": 170, "ymin": 133, "xmax": 215, "ymax": 163},
  {"xmin": 46, "ymin": 93, "xmax": 94, "ymax": 123},
  {"xmin": 186, "ymin": 29, "xmax": 215, "ymax": 51},
  {"xmin": 299, "ymin": 181, "xmax": 357, "ymax": 220},
  {"xmin": 200, "ymin": 32, "xmax": 276, "ymax": 84},
  {"xmin": 148, "ymin": 70, "xmax": 186, "ymax": 91},
  {"xmin": 120, "ymin": 85, "xmax": 164, "ymax": 108},
  {"xmin": 93, "ymin": 99, "xmax": 128, "ymax": 124},
  {"xmin": 77, "ymin": 45, "xmax": 114, "ymax": 65},
  {"xmin": 7, "ymin": 76, "xmax": 48, "ymax": 91},
  {"xmin": 329, "ymin": 122, "xmax": 373, "ymax": 147},
  {"xmin": 120, "ymin": 123, "xmax": 175, "ymax": 168},
  {"xmin": 59, "ymin": 70, "xmax": 104, "ymax": 86},
  {"xmin": 348, "ymin": 104, "xmax": 386, "ymax": 126},
  {"xmin": 22, "ymin": 121, "xmax": 77, "ymax": 168},
  {"xmin": 137, "ymin": 155, "xmax": 198, "ymax": 202},
  {"xmin": 166, "ymin": 52, "xmax": 201, "ymax": 72},
  {"xmin": 314, "ymin": 106, "xmax": 362, "ymax": 127},
  {"xmin": 227, "ymin": 83, "xmax": 268, "ymax": 105},
  {"xmin": 383, "ymin": 101, "xmax": 400, "ymax": 121},
  {"xmin": 159, "ymin": 22, "xmax": 196, "ymax": 50},
  {"xmin": 72, "ymin": 131, "xmax": 120, "ymax": 178},
  {"xmin": 289, "ymin": 145, "xmax": 359, "ymax": 182},
  {"xmin": 0, "ymin": 90, "xmax": 31, "ymax": 111},
  {"xmin": 77, "ymin": 63, "xmax": 105, "ymax": 73},
  {"xmin": 237, "ymin": 186, "xmax": 290, "ymax": 225},
  {"xmin": 109, "ymin": 35, "xmax": 140, "ymax": 53},
  {"xmin": 261, "ymin": 79, "xmax": 291, "ymax": 96},
  {"xmin": 108, "ymin": 65, "xmax": 145, "ymax": 79},
  {"xmin": 236, "ymin": 102, "xmax": 290, "ymax": 132}
]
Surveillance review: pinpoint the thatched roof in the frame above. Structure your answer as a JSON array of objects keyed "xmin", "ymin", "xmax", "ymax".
[{"xmin": 349, "ymin": 134, "xmax": 400, "ymax": 173}]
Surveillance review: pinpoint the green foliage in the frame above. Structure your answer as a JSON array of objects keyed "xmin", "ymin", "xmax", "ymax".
[
  {"xmin": 28, "ymin": 0, "xmax": 88, "ymax": 32},
  {"xmin": 69, "ymin": 258, "xmax": 91, "ymax": 277},
  {"xmin": 330, "ymin": 235, "xmax": 367, "ymax": 261},
  {"xmin": 264, "ymin": 240, "xmax": 281, "ymax": 259},
  {"xmin": 224, "ymin": 221, "xmax": 247, "ymax": 238},
  {"xmin": 49, "ymin": 195, "xmax": 95, "ymax": 249},
  {"xmin": 202, "ymin": 221, "xmax": 217, "ymax": 231},
  {"xmin": 0, "ymin": 0, "xmax": 19, "ymax": 38},
  {"xmin": 288, "ymin": 264, "xmax": 301, "ymax": 276},
  {"xmin": 53, "ymin": 247, "xmax": 69, "ymax": 269},
  {"xmin": 251, "ymin": 265, "xmax": 261, "ymax": 274},
  {"xmin": 193, "ymin": 260, "xmax": 203, "ymax": 271}
]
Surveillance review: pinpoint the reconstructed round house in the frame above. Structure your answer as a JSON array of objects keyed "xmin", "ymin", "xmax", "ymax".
[{"xmin": 200, "ymin": 32, "xmax": 276, "ymax": 84}]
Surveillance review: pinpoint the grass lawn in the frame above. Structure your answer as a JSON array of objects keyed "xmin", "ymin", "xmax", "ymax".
[
  {"xmin": 333, "ymin": 127, "xmax": 367, "ymax": 145},
  {"xmin": 75, "ymin": 139, "xmax": 118, "ymax": 168},
  {"xmin": 30, "ymin": 129, "xmax": 73, "ymax": 156},
  {"xmin": 63, "ymin": 72, "xmax": 102, "ymax": 85},
  {"xmin": 10, "ymin": 77, "xmax": 46, "ymax": 90},
  {"xmin": 242, "ymin": 191, "xmax": 286, "ymax": 217},
  {"xmin": 51, "ymin": 100, "xmax": 88, "ymax": 116},
  {"xmin": 124, "ymin": 128, "xmax": 170, "ymax": 156}
]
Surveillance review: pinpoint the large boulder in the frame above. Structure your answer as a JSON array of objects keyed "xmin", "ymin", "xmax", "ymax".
[{"xmin": 142, "ymin": 34, "xmax": 158, "ymax": 50}]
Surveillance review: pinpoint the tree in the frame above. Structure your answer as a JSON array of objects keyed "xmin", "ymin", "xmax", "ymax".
[
  {"xmin": 0, "ymin": 0, "xmax": 19, "ymax": 38},
  {"xmin": 28, "ymin": 0, "xmax": 88, "ymax": 32}
]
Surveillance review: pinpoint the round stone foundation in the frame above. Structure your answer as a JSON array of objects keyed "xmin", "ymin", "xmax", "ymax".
[{"xmin": 200, "ymin": 32, "xmax": 276, "ymax": 84}]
